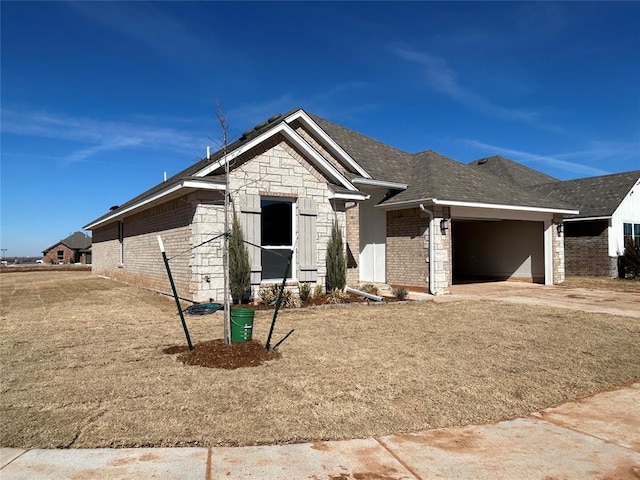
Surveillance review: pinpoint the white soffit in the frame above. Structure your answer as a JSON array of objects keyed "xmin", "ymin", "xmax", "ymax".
[
  {"xmin": 285, "ymin": 110, "xmax": 372, "ymax": 179},
  {"xmin": 194, "ymin": 122, "xmax": 357, "ymax": 192}
]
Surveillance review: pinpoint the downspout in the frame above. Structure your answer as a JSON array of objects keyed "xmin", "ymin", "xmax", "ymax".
[{"xmin": 419, "ymin": 204, "xmax": 436, "ymax": 295}]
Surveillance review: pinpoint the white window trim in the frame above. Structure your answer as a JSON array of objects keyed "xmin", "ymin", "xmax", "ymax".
[
  {"xmin": 260, "ymin": 199, "xmax": 297, "ymax": 283},
  {"xmin": 623, "ymin": 221, "xmax": 640, "ymax": 245}
]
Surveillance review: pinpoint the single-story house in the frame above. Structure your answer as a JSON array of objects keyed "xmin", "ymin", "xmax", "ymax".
[
  {"xmin": 84, "ymin": 108, "xmax": 580, "ymax": 302},
  {"xmin": 42, "ymin": 231, "xmax": 92, "ymax": 264}
]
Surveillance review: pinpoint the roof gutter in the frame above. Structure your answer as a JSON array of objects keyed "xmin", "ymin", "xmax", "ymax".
[
  {"xmin": 328, "ymin": 191, "xmax": 370, "ymax": 201},
  {"xmin": 563, "ymin": 215, "xmax": 611, "ymax": 222},
  {"xmin": 352, "ymin": 178, "xmax": 408, "ymax": 190}
]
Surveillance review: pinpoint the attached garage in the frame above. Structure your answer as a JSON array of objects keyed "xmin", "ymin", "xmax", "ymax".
[{"xmin": 452, "ymin": 219, "xmax": 545, "ymax": 283}]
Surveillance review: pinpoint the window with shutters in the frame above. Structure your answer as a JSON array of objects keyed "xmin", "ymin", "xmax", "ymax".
[
  {"xmin": 261, "ymin": 198, "xmax": 295, "ymax": 280},
  {"xmin": 241, "ymin": 194, "xmax": 317, "ymax": 285}
]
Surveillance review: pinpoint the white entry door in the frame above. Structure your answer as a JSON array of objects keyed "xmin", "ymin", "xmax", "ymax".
[{"xmin": 359, "ymin": 192, "xmax": 386, "ymax": 283}]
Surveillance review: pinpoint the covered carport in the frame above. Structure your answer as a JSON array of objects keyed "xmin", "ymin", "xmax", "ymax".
[{"xmin": 452, "ymin": 219, "xmax": 545, "ymax": 284}]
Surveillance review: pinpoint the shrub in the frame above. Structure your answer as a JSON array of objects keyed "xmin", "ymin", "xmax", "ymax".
[
  {"xmin": 392, "ymin": 287, "xmax": 408, "ymax": 301},
  {"xmin": 259, "ymin": 284, "xmax": 299, "ymax": 308},
  {"xmin": 229, "ymin": 209, "xmax": 251, "ymax": 303},
  {"xmin": 325, "ymin": 220, "xmax": 346, "ymax": 292},
  {"xmin": 620, "ymin": 238, "xmax": 640, "ymax": 279},
  {"xmin": 259, "ymin": 284, "xmax": 279, "ymax": 305},
  {"xmin": 298, "ymin": 282, "xmax": 312, "ymax": 303},
  {"xmin": 312, "ymin": 284, "xmax": 324, "ymax": 299},
  {"xmin": 325, "ymin": 288, "xmax": 349, "ymax": 304},
  {"xmin": 360, "ymin": 284, "xmax": 379, "ymax": 296}
]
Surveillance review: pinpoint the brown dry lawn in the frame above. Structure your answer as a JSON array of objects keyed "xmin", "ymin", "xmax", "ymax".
[
  {"xmin": 563, "ymin": 275, "xmax": 640, "ymax": 293},
  {"xmin": 1, "ymin": 271, "xmax": 639, "ymax": 448}
]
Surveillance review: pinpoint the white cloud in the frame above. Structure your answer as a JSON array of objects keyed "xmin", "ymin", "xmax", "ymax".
[
  {"xmin": 68, "ymin": 2, "xmax": 209, "ymax": 61},
  {"xmin": 1, "ymin": 109, "xmax": 204, "ymax": 165},
  {"xmin": 389, "ymin": 46, "xmax": 544, "ymax": 124}
]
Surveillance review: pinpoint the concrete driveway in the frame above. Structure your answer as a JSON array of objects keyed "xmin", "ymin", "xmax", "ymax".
[{"xmin": 445, "ymin": 281, "xmax": 640, "ymax": 318}]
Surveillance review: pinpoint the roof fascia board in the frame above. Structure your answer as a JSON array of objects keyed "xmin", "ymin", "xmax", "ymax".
[
  {"xmin": 194, "ymin": 122, "xmax": 357, "ymax": 192},
  {"xmin": 84, "ymin": 179, "xmax": 225, "ymax": 230},
  {"xmin": 376, "ymin": 197, "xmax": 579, "ymax": 215},
  {"xmin": 285, "ymin": 110, "xmax": 372, "ymax": 179},
  {"xmin": 329, "ymin": 191, "xmax": 370, "ymax": 201},
  {"xmin": 563, "ymin": 216, "xmax": 611, "ymax": 222},
  {"xmin": 352, "ymin": 177, "xmax": 408, "ymax": 190}
]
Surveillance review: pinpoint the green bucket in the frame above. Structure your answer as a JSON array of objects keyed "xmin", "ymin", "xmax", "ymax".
[{"xmin": 230, "ymin": 308, "xmax": 255, "ymax": 343}]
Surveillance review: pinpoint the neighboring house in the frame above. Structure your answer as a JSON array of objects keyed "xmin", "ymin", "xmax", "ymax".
[
  {"xmin": 532, "ymin": 172, "xmax": 640, "ymax": 277},
  {"xmin": 42, "ymin": 231, "xmax": 92, "ymax": 264},
  {"xmin": 84, "ymin": 108, "xmax": 578, "ymax": 302}
]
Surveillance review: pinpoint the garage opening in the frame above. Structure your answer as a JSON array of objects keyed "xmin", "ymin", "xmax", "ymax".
[{"xmin": 452, "ymin": 220, "xmax": 544, "ymax": 284}]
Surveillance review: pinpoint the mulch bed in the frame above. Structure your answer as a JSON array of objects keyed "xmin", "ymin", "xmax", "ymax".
[
  {"xmin": 163, "ymin": 339, "xmax": 281, "ymax": 369},
  {"xmin": 239, "ymin": 292, "xmax": 403, "ymax": 311}
]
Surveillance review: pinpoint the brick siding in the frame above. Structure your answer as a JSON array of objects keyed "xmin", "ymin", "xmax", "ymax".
[
  {"xmin": 564, "ymin": 219, "xmax": 610, "ymax": 276},
  {"xmin": 345, "ymin": 201, "xmax": 360, "ymax": 286},
  {"xmin": 92, "ymin": 196, "xmax": 195, "ymax": 295},
  {"xmin": 42, "ymin": 243, "xmax": 76, "ymax": 264},
  {"xmin": 386, "ymin": 208, "xmax": 428, "ymax": 288}
]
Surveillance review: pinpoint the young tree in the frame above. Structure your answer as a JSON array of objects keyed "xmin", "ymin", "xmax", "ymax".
[
  {"xmin": 325, "ymin": 220, "xmax": 346, "ymax": 291},
  {"xmin": 229, "ymin": 209, "xmax": 251, "ymax": 303}
]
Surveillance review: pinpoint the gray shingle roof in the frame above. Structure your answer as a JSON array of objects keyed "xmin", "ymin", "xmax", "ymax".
[
  {"xmin": 383, "ymin": 150, "xmax": 576, "ymax": 210},
  {"xmin": 43, "ymin": 231, "xmax": 92, "ymax": 254},
  {"xmin": 85, "ymin": 108, "xmax": 594, "ymax": 228},
  {"xmin": 84, "ymin": 110, "xmax": 303, "ymax": 228},
  {"xmin": 532, "ymin": 171, "xmax": 640, "ymax": 218},
  {"xmin": 468, "ymin": 155, "xmax": 559, "ymax": 187},
  {"xmin": 308, "ymin": 117, "xmax": 574, "ymax": 210},
  {"xmin": 308, "ymin": 114, "xmax": 414, "ymax": 183}
]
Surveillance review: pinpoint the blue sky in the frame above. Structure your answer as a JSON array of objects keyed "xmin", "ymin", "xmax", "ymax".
[{"xmin": 1, "ymin": 1, "xmax": 639, "ymax": 256}]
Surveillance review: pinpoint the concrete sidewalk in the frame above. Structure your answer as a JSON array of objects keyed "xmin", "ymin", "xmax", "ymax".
[{"xmin": 2, "ymin": 383, "xmax": 639, "ymax": 479}]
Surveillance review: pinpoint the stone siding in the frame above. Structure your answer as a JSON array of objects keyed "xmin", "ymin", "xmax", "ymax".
[
  {"xmin": 432, "ymin": 206, "xmax": 452, "ymax": 294},
  {"xmin": 293, "ymin": 122, "xmax": 350, "ymax": 176},
  {"xmin": 190, "ymin": 136, "xmax": 345, "ymax": 301}
]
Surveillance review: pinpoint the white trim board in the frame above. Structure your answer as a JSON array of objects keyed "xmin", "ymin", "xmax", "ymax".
[
  {"xmin": 285, "ymin": 109, "xmax": 372, "ymax": 179},
  {"xmin": 377, "ymin": 197, "xmax": 579, "ymax": 215},
  {"xmin": 194, "ymin": 122, "xmax": 358, "ymax": 192}
]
